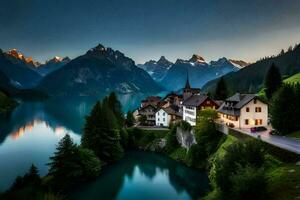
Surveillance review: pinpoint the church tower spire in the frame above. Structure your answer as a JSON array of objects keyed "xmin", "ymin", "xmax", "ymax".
[{"xmin": 185, "ymin": 71, "xmax": 191, "ymax": 89}]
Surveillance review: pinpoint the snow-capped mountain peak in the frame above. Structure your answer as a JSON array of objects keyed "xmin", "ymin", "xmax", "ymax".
[
  {"xmin": 5, "ymin": 49, "xmax": 41, "ymax": 67},
  {"xmin": 189, "ymin": 54, "xmax": 206, "ymax": 63}
]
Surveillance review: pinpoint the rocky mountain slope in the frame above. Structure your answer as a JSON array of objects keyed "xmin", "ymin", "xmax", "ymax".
[{"xmin": 38, "ymin": 44, "xmax": 162, "ymax": 96}]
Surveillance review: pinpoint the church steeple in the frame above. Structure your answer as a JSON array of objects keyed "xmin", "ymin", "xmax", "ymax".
[{"xmin": 184, "ymin": 72, "xmax": 191, "ymax": 89}]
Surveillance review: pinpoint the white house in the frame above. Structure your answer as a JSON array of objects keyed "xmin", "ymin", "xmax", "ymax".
[
  {"xmin": 155, "ymin": 107, "xmax": 182, "ymax": 127},
  {"xmin": 217, "ymin": 93, "xmax": 268, "ymax": 129},
  {"xmin": 181, "ymin": 76, "xmax": 219, "ymax": 126},
  {"xmin": 182, "ymin": 94, "xmax": 219, "ymax": 126}
]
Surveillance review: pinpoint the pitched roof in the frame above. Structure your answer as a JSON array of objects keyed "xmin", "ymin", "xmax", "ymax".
[
  {"xmin": 157, "ymin": 106, "xmax": 182, "ymax": 117},
  {"xmin": 226, "ymin": 93, "xmax": 257, "ymax": 108},
  {"xmin": 218, "ymin": 93, "xmax": 260, "ymax": 116},
  {"xmin": 182, "ymin": 94, "xmax": 208, "ymax": 106}
]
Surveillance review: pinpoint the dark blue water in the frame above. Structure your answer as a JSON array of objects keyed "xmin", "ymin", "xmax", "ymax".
[
  {"xmin": 72, "ymin": 151, "xmax": 210, "ymax": 200},
  {"xmin": 0, "ymin": 92, "xmax": 209, "ymax": 199}
]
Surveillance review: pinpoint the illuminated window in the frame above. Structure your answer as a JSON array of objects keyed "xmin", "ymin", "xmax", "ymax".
[
  {"xmin": 255, "ymin": 107, "xmax": 262, "ymax": 112},
  {"xmin": 255, "ymin": 119, "xmax": 263, "ymax": 125}
]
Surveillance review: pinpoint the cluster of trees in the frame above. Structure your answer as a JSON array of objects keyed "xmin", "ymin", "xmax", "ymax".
[
  {"xmin": 82, "ymin": 93, "xmax": 124, "ymax": 163},
  {"xmin": 264, "ymin": 63, "xmax": 300, "ymax": 135},
  {"xmin": 211, "ymin": 140, "xmax": 268, "ymax": 200},
  {"xmin": 264, "ymin": 63, "xmax": 282, "ymax": 100},
  {"xmin": 187, "ymin": 109, "xmax": 223, "ymax": 167},
  {"xmin": 48, "ymin": 134, "xmax": 101, "ymax": 191},
  {"xmin": 3, "ymin": 92, "xmax": 129, "ymax": 198},
  {"xmin": 164, "ymin": 109, "xmax": 224, "ymax": 168},
  {"xmin": 214, "ymin": 77, "xmax": 229, "ymax": 100},
  {"xmin": 270, "ymin": 84, "xmax": 300, "ymax": 135}
]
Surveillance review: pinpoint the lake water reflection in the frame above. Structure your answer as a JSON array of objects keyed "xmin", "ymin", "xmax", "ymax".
[
  {"xmin": 0, "ymin": 92, "xmax": 210, "ymax": 199},
  {"xmin": 0, "ymin": 93, "xmax": 162, "ymax": 191}
]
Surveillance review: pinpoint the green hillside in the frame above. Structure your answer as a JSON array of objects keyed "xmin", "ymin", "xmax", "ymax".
[
  {"xmin": 258, "ymin": 73, "xmax": 300, "ymax": 100},
  {"xmin": 203, "ymin": 44, "xmax": 300, "ymax": 94},
  {"xmin": 0, "ymin": 91, "xmax": 18, "ymax": 113},
  {"xmin": 284, "ymin": 72, "xmax": 300, "ymax": 84}
]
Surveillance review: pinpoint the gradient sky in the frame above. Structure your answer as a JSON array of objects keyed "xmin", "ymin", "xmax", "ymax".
[{"xmin": 0, "ymin": 0, "xmax": 300, "ymax": 64}]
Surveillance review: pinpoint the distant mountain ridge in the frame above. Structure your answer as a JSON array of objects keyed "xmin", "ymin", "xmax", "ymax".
[
  {"xmin": 38, "ymin": 44, "xmax": 162, "ymax": 96},
  {"xmin": 202, "ymin": 44, "xmax": 300, "ymax": 93},
  {"xmin": 137, "ymin": 56, "xmax": 173, "ymax": 81},
  {"xmin": 159, "ymin": 55, "xmax": 247, "ymax": 91},
  {"xmin": 0, "ymin": 49, "xmax": 42, "ymax": 88},
  {"xmin": 37, "ymin": 56, "xmax": 70, "ymax": 76}
]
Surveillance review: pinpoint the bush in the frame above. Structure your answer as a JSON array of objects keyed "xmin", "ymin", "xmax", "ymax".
[
  {"xmin": 187, "ymin": 144, "xmax": 206, "ymax": 167},
  {"xmin": 230, "ymin": 166, "xmax": 267, "ymax": 200},
  {"xmin": 213, "ymin": 140, "xmax": 266, "ymax": 194},
  {"xmin": 165, "ymin": 124, "xmax": 180, "ymax": 153}
]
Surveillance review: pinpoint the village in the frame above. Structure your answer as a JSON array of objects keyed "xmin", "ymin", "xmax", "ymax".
[{"xmin": 134, "ymin": 76, "xmax": 268, "ymax": 131}]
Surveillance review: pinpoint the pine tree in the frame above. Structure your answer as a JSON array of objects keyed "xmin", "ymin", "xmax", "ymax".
[
  {"xmin": 82, "ymin": 101, "xmax": 124, "ymax": 163},
  {"xmin": 126, "ymin": 110, "xmax": 135, "ymax": 127},
  {"xmin": 270, "ymin": 85, "xmax": 296, "ymax": 134},
  {"xmin": 48, "ymin": 134, "xmax": 101, "ymax": 190},
  {"xmin": 23, "ymin": 164, "xmax": 40, "ymax": 186},
  {"xmin": 264, "ymin": 63, "xmax": 282, "ymax": 99},
  {"xmin": 48, "ymin": 134, "xmax": 78, "ymax": 188},
  {"xmin": 214, "ymin": 77, "xmax": 229, "ymax": 100},
  {"xmin": 104, "ymin": 92, "xmax": 124, "ymax": 127}
]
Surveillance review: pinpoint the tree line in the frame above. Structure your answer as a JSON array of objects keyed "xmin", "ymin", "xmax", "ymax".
[{"xmin": 1, "ymin": 92, "xmax": 131, "ymax": 199}]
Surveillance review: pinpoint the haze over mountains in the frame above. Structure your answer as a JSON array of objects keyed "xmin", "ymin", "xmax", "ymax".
[
  {"xmin": 0, "ymin": 43, "xmax": 299, "ymax": 98},
  {"xmin": 139, "ymin": 54, "xmax": 249, "ymax": 91}
]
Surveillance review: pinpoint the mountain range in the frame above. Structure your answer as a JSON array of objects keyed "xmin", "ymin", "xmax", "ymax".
[
  {"xmin": 202, "ymin": 44, "xmax": 300, "ymax": 94},
  {"xmin": 0, "ymin": 49, "xmax": 42, "ymax": 88},
  {"xmin": 37, "ymin": 44, "xmax": 162, "ymax": 96},
  {"xmin": 139, "ymin": 54, "xmax": 249, "ymax": 91},
  {"xmin": 37, "ymin": 56, "xmax": 70, "ymax": 76},
  {"xmin": 1, "ymin": 42, "xmax": 298, "ymax": 98},
  {"xmin": 137, "ymin": 56, "xmax": 173, "ymax": 81}
]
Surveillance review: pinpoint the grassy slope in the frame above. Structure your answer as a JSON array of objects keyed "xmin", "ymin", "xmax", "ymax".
[
  {"xmin": 0, "ymin": 91, "xmax": 17, "ymax": 113},
  {"xmin": 258, "ymin": 72, "xmax": 300, "ymax": 99},
  {"xmin": 267, "ymin": 164, "xmax": 300, "ymax": 200},
  {"xmin": 203, "ymin": 133, "xmax": 300, "ymax": 200},
  {"xmin": 284, "ymin": 72, "xmax": 300, "ymax": 84}
]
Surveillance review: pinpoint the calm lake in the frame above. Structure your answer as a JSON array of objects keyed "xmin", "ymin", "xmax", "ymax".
[{"xmin": 0, "ymin": 92, "xmax": 209, "ymax": 199}]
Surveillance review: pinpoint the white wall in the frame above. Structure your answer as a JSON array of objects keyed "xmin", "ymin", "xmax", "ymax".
[
  {"xmin": 183, "ymin": 106, "xmax": 196, "ymax": 126},
  {"xmin": 155, "ymin": 109, "xmax": 170, "ymax": 127},
  {"xmin": 218, "ymin": 99, "xmax": 268, "ymax": 129},
  {"xmin": 239, "ymin": 99, "xmax": 268, "ymax": 128}
]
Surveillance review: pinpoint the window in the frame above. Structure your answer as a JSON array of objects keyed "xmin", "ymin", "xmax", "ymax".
[
  {"xmin": 255, "ymin": 107, "xmax": 262, "ymax": 112},
  {"xmin": 255, "ymin": 119, "xmax": 263, "ymax": 125},
  {"xmin": 245, "ymin": 119, "xmax": 249, "ymax": 125},
  {"xmin": 158, "ymin": 118, "xmax": 160, "ymax": 121},
  {"xmin": 163, "ymin": 112, "xmax": 165, "ymax": 116},
  {"xmin": 254, "ymin": 99, "xmax": 257, "ymax": 104},
  {"xmin": 163, "ymin": 118, "xmax": 165, "ymax": 122},
  {"xmin": 246, "ymin": 107, "xmax": 250, "ymax": 112}
]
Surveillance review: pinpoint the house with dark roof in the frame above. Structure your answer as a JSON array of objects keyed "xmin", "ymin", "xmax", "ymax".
[
  {"xmin": 155, "ymin": 106, "xmax": 182, "ymax": 127},
  {"xmin": 182, "ymin": 76, "xmax": 219, "ymax": 126},
  {"xmin": 217, "ymin": 93, "xmax": 268, "ymax": 129},
  {"xmin": 137, "ymin": 104, "xmax": 157, "ymax": 126}
]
